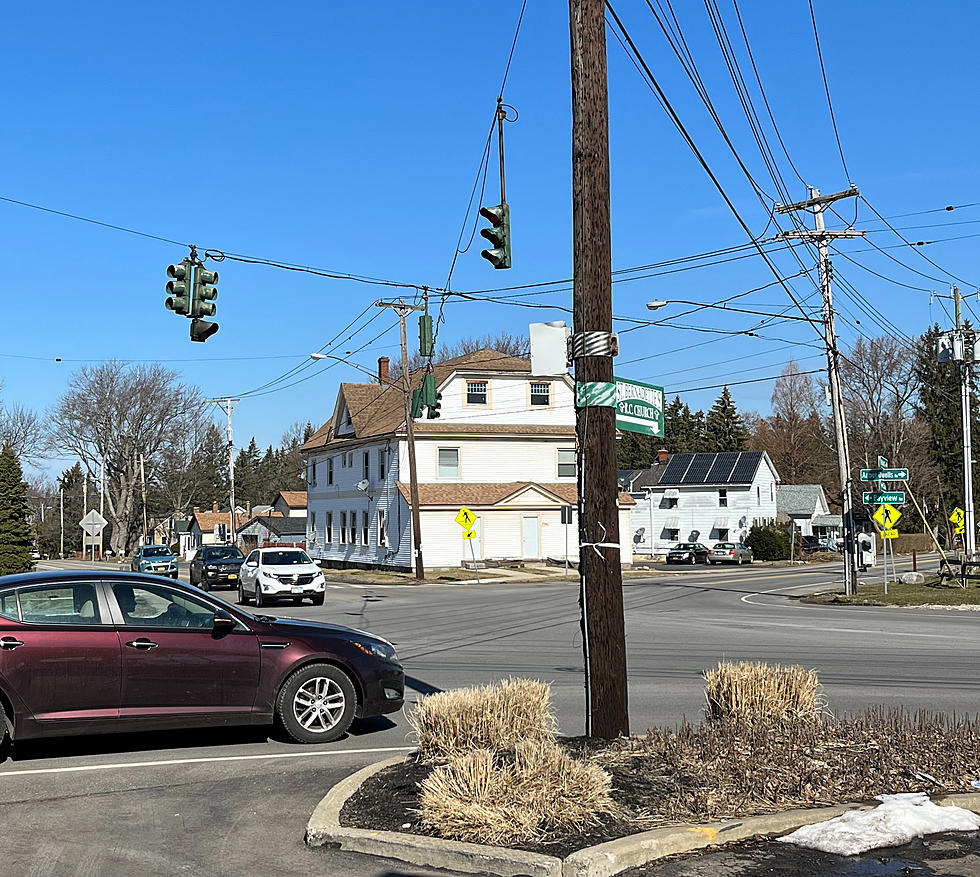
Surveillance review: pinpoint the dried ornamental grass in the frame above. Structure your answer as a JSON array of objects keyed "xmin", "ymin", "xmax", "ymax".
[
  {"xmin": 703, "ymin": 661, "xmax": 826, "ymax": 725},
  {"xmin": 417, "ymin": 739, "xmax": 618, "ymax": 846},
  {"xmin": 408, "ymin": 678, "xmax": 557, "ymax": 761}
]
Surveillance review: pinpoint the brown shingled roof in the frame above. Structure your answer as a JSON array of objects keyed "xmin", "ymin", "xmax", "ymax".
[
  {"xmin": 300, "ymin": 348, "xmax": 534, "ymax": 453},
  {"xmin": 192, "ymin": 510, "xmax": 258, "ymax": 533},
  {"xmin": 395, "ymin": 482, "xmax": 635, "ymax": 507},
  {"xmin": 277, "ymin": 490, "xmax": 307, "ymax": 508}
]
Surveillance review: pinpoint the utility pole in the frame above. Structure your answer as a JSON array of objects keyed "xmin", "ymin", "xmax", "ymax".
[
  {"xmin": 140, "ymin": 453, "xmax": 149, "ymax": 546},
  {"xmin": 376, "ymin": 301, "xmax": 425, "ymax": 581},
  {"xmin": 777, "ymin": 187, "xmax": 865, "ymax": 596},
  {"xmin": 569, "ymin": 0, "xmax": 629, "ymax": 738},
  {"xmin": 59, "ymin": 487, "xmax": 64, "ymax": 559},
  {"xmin": 954, "ymin": 286, "xmax": 976, "ymax": 557},
  {"xmin": 208, "ymin": 398, "xmax": 240, "ymax": 543}
]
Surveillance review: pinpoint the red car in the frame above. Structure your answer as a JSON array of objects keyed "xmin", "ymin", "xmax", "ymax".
[{"xmin": 0, "ymin": 571, "xmax": 404, "ymax": 752}]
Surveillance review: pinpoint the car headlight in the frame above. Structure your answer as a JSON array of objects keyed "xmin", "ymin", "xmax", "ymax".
[{"xmin": 353, "ymin": 640, "xmax": 398, "ymax": 662}]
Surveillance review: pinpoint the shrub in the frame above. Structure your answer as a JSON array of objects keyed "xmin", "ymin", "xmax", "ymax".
[
  {"xmin": 418, "ymin": 739, "xmax": 617, "ymax": 846},
  {"xmin": 703, "ymin": 661, "xmax": 825, "ymax": 725},
  {"xmin": 745, "ymin": 522, "xmax": 790, "ymax": 560},
  {"xmin": 408, "ymin": 678, "xmax": 557, "ymax": 761}
]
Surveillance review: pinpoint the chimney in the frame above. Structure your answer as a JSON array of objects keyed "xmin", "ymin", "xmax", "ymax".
[
  {"xmin": 378, "ymin": 356, "xmax": 390, "ymax": 384},
  {"xmin": 192, "ymin": 506, "xmax": 200, "ymax": 514},
  {"xmin": 212, "ymin": 501, "xmax": 218, "ymax": 514},
  {"xmin": 657, "ymin": 448, "xmax": 668, "ymax": 464}
]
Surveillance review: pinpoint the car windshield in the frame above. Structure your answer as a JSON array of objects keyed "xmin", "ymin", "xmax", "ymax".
[
  {"xmin": 673, "ymin": 544, "xmax": 697, "ymax": 550},
  {"xmin": 142, "ymin": 546, "xmax": 171, "ymax": 557},
  {"xmin": 262, "ymin": 550, "xmax": 311, "ymax": 565},
  {"xmin": 205, "ymin": 547, "xmax": 244, "ymax": 561},
  {"xmin": 714, "ymin": 543, "xmax": 735, "ymax": 549}
]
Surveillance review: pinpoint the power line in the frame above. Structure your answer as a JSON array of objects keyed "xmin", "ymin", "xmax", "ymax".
[{"xmin": 807, "ymin": 0, "xmax": 851, "ymax": 183}]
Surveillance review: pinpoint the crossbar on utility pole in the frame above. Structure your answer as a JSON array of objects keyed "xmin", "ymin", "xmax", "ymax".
[
  {"xmin": 777, "ymin": 187, "xmax": 865, "ymax": 596},
  {"xmin": 569, "ymin": 0, "xmax": 630, "ymax": 739},
  {"xmin": 376, "ymin": 300, "xmax": 425, "ymax": 581}
]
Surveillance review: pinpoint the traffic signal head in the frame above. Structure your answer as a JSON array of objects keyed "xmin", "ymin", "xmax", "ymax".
[
  {"xmin": 410, "ymin": 388, "xmax": 424, "ymax": 419},
  {"xmin": 419, "ymin": 314, "xmax": 434, "ymax": 357},
  {"xmin": 479, "ymin": 202, "xmax": 511, "ymax": 269},
  {"xmin": 165, "ymin": 261, "xmax": 191, "ymax": 315},
  {"xmin": 189, "ymin": 318, "xmax": 219, "ymax": 343},
  {"xmin": 192, "ymin": 267, "xmax": 219, "ymax": 318},
  {"xmin": 426, "ymin": 391, "xmax": 442, "ymax": 419}
]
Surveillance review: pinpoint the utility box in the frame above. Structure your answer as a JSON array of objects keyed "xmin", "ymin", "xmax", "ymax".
[
  {"xmin": 529, "ymin": 321, "xmax": 570, "ymax": 376},
  {"xmin": 857, "ymin": 532, "xmax": 876, "ymax": 569}
]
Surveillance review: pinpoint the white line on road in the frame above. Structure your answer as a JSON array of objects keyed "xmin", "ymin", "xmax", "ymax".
[
  {"xmin": 0, "ymin": 745, "xmax": 415, "ymax": 778},
  {"xmin": 740, "ymin": 582, "xmax": 839, "ymax": 605},
  {"xmin": 711, "ymin": 615, "xmax": 956, "ymax": 639}
]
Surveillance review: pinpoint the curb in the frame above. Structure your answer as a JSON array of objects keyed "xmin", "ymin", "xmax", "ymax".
[{"xmin": 306, "ymin": 758, "xmax": 980, "ymax": 877}]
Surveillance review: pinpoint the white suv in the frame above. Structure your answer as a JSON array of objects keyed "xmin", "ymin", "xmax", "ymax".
[{"xmin": 239, "ymin": 547, "xmax": 326, "ymax": 607}]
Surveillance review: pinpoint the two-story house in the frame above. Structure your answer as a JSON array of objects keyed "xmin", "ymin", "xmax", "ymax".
[
  {"xmin": 624, "ymin": 450, "xmax": 780, "ymax": 554},
  {"xmin": 300, "ymin": 349, "xmax": 634, "ymax": 570}
]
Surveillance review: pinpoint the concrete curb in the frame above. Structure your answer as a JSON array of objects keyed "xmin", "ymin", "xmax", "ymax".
[{"xmin": 306, "ymin": 757, "xmax": 980, "ymax": 877}]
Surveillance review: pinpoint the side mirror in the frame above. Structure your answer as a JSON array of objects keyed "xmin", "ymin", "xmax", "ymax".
[{"xmin": 213, "ymin": 613, "xmax": 236, "ymax": 634}]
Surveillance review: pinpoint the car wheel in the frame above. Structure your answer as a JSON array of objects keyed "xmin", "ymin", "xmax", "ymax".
[
  {"xmin": 689, "ymin": 555, "xmax": 696, "ymax": 565},
  {"xmin": 200, "ymin": 578, "xmax": 210, "ymax": 591},
  {"xmin": 255, "ymin": 585, "xmax": 265, "ymax": 608},
  {"xmin": 706, "ymin": 558, "xmax": 712, "ymax": 565},
  {"xmin": 238, "ymin": 582, "xmax": 246, "ymax": 604},
  {"xmin": 737, "ymin": 556, "xmax": 743, "ymax": 566},
  {"xmin": 276, "ymin": 663, "xmax": 356, "ymax": 744},
  {"xmin": 0, "ymin": 708, "xmax": 8, "ymax": 763},
  {"xmin": 311, "ymin": 594, "xmax": 325, "ymax": 606}
]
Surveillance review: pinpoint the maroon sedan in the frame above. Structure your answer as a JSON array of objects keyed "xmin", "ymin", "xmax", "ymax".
[{"xmin": 0, "ymin": 571, "xmax": 403, "ymax": 751}]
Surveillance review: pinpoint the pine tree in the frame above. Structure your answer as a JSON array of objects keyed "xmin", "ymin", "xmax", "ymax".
[
  {"xmin": 0, "ymin": 445, "xmax": 34, "ymax": 574},
  {"xmin": 704, "ymin": 387, "xmax": 749, "ymax": 452}
]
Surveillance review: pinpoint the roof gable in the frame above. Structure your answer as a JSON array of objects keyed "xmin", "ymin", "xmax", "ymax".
[{"xmin": 777, "ymin": 484, "xmax": 828, "ymax": 517}]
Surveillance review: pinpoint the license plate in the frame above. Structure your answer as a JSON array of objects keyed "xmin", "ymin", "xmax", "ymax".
[
  {"xmin": 228, "ymin": 574, "xmax": 237, "ymax": 579},
  {"xmin": 291, "ymin": 586, "xmax": 303, "ymax": 594}
]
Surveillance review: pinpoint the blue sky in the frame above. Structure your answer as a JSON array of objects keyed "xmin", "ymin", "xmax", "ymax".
[{"xmin": 3, "ymin": 1, "xmax": 978, "ymax": 476}]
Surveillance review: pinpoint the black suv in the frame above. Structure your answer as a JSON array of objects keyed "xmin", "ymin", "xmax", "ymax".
[{"xmin": 189, "ymin": 544, "xmax": 246, "ymax": 590}]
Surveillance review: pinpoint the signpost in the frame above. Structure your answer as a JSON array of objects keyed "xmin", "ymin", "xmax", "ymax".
[
  {"xmin": 455, "ymin": 507, "xmax": 480, "ymax": 585},
  {"xmin": 613, "ymin": 377, "xmax": 665, "ymax": 437},
  {"xmin": 78, "ymin": 510, "xmax": 108, "ymax": 564},
  {"xmin": 862, "ymin": 462, "xmax": 908, "ymax": 593},
  {"xmin": 862, "ymin": 491, "xmax": 906, "ymax": 505}
]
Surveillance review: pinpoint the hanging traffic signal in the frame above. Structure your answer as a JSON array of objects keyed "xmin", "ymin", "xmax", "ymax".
[
  {"xmin": 419, "ymin": 314, "xmax": 433, "ymax": 357},
  {"xmin": 419, "ymin": 373, "xmax": 442, "ymax": 418},
  {"xmin": 190, "ymin": 318, "xmax": 219, "ymax": 343},
  {"xmin": 426, "ymin": 391, "xmax": 442, "ymax": 419},
  {"xmin": 192, "ymin": 267, "xmax": 219, "ymax": 318},
  {"xmin": 165, "ymin": 260, "xmax": 192, "ymax": 315},
  {"xmin": 479, "ymin": 202, "xmax": 511, "ymax": 269},
  {"xmin": 410, "ymin": 388, "xmax": 425, "ymax": 419}
]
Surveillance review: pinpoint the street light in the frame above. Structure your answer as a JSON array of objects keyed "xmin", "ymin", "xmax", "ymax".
[
  {"xmin": 645, "ymin": 299, "xmax": 819, "ymax": 323},
  {"xmin": 309, "ymin": 352, "xmax": 379, "ymax": 380}
]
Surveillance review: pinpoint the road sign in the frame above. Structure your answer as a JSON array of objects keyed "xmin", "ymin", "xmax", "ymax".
[
  {"xmin": 462, "ymin": 529, "xmax": 477, "ymax": 540},
  {"xmin": 863, "ymin": 491, "xmax": 905, "ymax": 505},
  {"xmin": 878, "ymin": 455, "xmax": 888, "ymax": 468},
  {"xmin": 78, "ymin": 509, "xmax": 108, "ymax": 536},
  {"xmin": 872, "ymin": 504, "xmax": 902, "ymax": 528},
  {"xmin": 956, "ymin": 525, "xmax": 966, "ymax": 535},
  {"xmin": 884, "ymin": 528, "xmax": 899, "ymax": 539},
  {"xmin": 613, "ymin": 377, "xmax": 664, "ymax": 437},
  {"xmin": 455, "ymin": 507, "xmax": 477, "ymax": 530},
  {"xmin": 860, "ymin": 468, "xmax": 909, "ymax": 482},
  {"xmin": 950, "ymin": 507, "xmax": 966, "ymax": 526}
]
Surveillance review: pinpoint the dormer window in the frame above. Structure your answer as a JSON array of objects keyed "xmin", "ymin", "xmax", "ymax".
[
  {"xmin": 344, "ymin": 409, "xmax": 352, "ymax": 426},
  {"xmin": 530, "ymin": 382, "xmax": 551, "ymax": 407},
  {"xmin": 466, "ymin": 380, "xmax": 488, "ymax": 405}
]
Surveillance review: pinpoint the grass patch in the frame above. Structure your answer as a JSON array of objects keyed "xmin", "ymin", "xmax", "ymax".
[
  {"xmin": 703, "ymin": 661, "xmax": 826, "ymax": 725},
  {"xmin": 804, "ymin": 577, "xmax": 980, "ymax": 607}
]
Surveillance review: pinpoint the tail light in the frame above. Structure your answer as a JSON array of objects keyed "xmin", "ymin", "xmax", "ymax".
[{"xmin": 729, "ymin": 549, "xmax": 735, "ymax": 555}]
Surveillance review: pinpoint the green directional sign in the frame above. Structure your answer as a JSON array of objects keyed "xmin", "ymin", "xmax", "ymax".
[
  {"xmin": 614, "ymin": 377, "xmax": 665, "ymax": 438},
  {"xmin": 860, "ymin": 468, "xmax": 909, "ymax": 482},
  {"xmin": 863, "ymin": 490, "xmax": 906, "ymax": 505}
]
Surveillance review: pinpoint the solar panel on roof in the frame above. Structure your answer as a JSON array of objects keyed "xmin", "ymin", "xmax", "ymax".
[
  {"xmin": 730, "ymin": 451, "xmax": 763, "ymax": 483},
  {"xmin": 681, "ymin": 454, "xmax": 713, "ymax": 484},
  {"xmin": 706, "ymin": 452, "xmax": 740, "ymax": 484},
  {"xmin": 659, "ymin": 453, "xmax": 694, "ymax": 484}
]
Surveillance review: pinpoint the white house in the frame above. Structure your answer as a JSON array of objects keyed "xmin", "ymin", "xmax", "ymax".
[
  {"xmin": 776, "ymin": 484, "xmax": 842, "ymax": 539},
  {"xmin": 237, "ymin": 514, "xmax": 307, "ymax": 554},
  {"xmin": 624, "ymin": 450, "xmax": 780, "ymax": 554},
  {"xmin": 300, "ymin": 349, "xmax": 634, "ymax": 570},
  {"xmin": 272, "ymin": 491, "xmax": 307, "ymax": 518}
]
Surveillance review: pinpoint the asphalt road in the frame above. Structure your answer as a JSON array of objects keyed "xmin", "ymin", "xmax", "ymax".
[{"xmin": 6, "ymin": 554, "xmax": 974, "ymax": 877}]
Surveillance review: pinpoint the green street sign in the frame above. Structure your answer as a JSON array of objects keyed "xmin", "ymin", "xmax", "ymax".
[
  {"xmin": 614, "ymin": 377, "xmax": 664, "ymax": 437},
  {"xmin": 860, "ymin": 468, "xmax": 909, "ymax": 482},
  {"xmin": 863, "ymin": 491, "xmax": 906, "ymax": 504}
]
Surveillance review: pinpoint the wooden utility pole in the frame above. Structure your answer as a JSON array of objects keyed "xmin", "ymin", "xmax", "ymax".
[
  {"xmin": 377, "ymin": 300, "xmax": 425, "ymax": 581},
  {"xmin": 569, "ymin": 0, "xmax": 629, "ymax": 738}
]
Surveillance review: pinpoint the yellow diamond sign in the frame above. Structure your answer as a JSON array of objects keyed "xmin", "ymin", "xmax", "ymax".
[
  {"xmin": 455, "ymin": 506, "xmax": 477, "ymax": 530},
  {"xmin": 950, "ymin": 507, "xmax": 965, "ymax": 526},
  {"xmin": 872, "ymin": 504, "xmax": 902, "ymax": 528}
]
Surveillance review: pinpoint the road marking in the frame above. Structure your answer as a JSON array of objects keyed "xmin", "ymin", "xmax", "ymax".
[
  {"xmin": 706, "ymin": 616, "xmax": 956, "ymax": 639},
  {"xmin": 0, "ymin": 745, "xmax": 415, "ymax": 778},
  {"xmin": 740, "ymin": 582, "xmax": 839, "ymax": 605}
]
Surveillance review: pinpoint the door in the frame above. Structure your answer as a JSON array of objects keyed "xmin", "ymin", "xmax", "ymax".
[
  {"xmin": 463, "ymin": 518, "xmax": 482, "ymax": 562},
  {"xmin": 0, "ymin": 581, "xmax": 121, "ymax": 727},
  {"xmin": 107, "ymin": 581, "xmax": 260, "ymax": 725},
  {"xmin": 521, "ymin": 516, "xmax": 539, "ymax": 559}
]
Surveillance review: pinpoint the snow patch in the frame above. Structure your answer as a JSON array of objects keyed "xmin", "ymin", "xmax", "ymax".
[{"xmin": 777, "ymin": 793, "xmax": 980, "ymax": 856}]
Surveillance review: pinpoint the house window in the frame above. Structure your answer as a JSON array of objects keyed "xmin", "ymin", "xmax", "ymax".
[
  {"xmin": 327, "ymin": 457, "xmax": 334, "ymax": 485},
  {"xmin": 438, "ymin": 447, "xmax": 460, "ymax": 478},
  {"xmin": 339, "ymin": 512, "xmax": 347, "ymax": 544},
  {"xmin": 719, "ymin": 489, "xmax": 728, "ymax": 508},
  {"xmin": 467, "ymin": 380, "xmax": 488, "ymax": 405},
  {"xmin": 362, "ymin": 511, "xmax": 369, "ymax": 546},
  {"xmin": 666, "ymin": 497, "xmax": 678, "ymax": 509},
  {"xmin": 326, "ymin": 512, "xmax": 333, "ymax": 543},
  {"xmin": 717, "ymin": 528, "xmax": 729, "ymax": 540},
  {"xmin": 530, "ymin": 382, "xmax": 551, "ymax": 406},
  {"xmin": 378, "ymin": 509, "xmax": 388, "ymax": 547},
  {"xmin": 666, "ymin": 528, "xmax": 679, "ymax": 541},
  {"xmin": 362, "ymin": 452, "xmax": 370, "ymax": 482},
  {"xmin": 770, "ymin": 483, "xmax": 774, "ymax": 502},
  {"xmin": 349, "ymin": 510, "xmax": 357, "ymax": 544},
  {"xmin": 558, "ymin": 448, "xmax": 576, "ymax": 478},
  {"xmin": 757, "ymin": 485, "xmax": 761, "ymax": 502},
  {"xmin": 310, "ymin": 460, "xmax": 317, "ymax": 487},
  {"xmin": 344, "ymin": 408, "xmax": 352, "ymax": 427},
  {"xmin": 378, "ymin": 449, "xmax": 386, "ymax": 482},
  {"xmin": 310, "ymin": 511, "xmax": 317, "ymax": 541},
  {"xmin": 340, "ymin": 454, "xmax": 346, "ymax": 469}
]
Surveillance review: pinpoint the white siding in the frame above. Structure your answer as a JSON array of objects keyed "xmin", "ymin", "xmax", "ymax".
[
  {"xmin": 438, "ymin": 373, "xmax": 574, "ymax": 425},
  {"xmin": 406, "ymin": 437, "xmax": 577, "ymax": 484}
]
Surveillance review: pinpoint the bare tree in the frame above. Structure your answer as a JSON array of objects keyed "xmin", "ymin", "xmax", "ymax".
[
  {"xmin": 0, "ymin": 402, "xmax": 46, "ymax": 467},
  {"xmin": 391, "ymin": 332, "xmax": 530, "ymax": 377},
  {"xmin": 50, "ymin": 362, "xmax": 205, "ymax": 555}
]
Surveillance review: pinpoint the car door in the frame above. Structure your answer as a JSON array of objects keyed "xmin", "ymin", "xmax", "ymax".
[
  {"xmin": 241, "ymin": 551, "xmax": 259, "ymax": 589},
  {"xmin": 0, "ymin": 580, "xmax": 121, "ymax": 731},
  {"xmin": 106, "ymin": 580, "xmax": 260, "ymax": 728}
]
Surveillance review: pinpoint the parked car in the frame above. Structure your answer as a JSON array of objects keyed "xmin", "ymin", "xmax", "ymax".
[
  {"xmin": 238, "ymin": 547, "xmax": 326, "ymax": 607},
  {"xmin": 189, "ymin": 544, "xmax": 246, "ymax": 591},
  {"xmin": 0, "ymin": 570, "xmax": 403, "ymax": 748},
  {"xmin": 800, "ymin": 535, "xmax": 840, "ymax": 554},
  {"xmin": 707, "ymin": 542, "xmax": 754, "ymax": 565},
  {"xmin": 130, "ymin": 545, "xmax": 178, "ymax": 579},
  {"xmin": 665, "ymin": 542, "xmax": 710, "ymax": 565}
]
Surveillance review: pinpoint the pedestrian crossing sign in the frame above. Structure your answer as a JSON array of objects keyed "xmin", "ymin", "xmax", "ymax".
[
  {"xmin": 455, "ymin": 507, "xmax": 477, "ymax": 530},
  {"xmin": 462, "ymin": 529, "xmax": 477, "ymax": 540}
]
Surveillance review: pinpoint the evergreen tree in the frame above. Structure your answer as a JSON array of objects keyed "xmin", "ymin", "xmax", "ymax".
[
  {"xmin": 704, "ymin": 387, "xmax": 749, "ymax": 452},
  {"xmin": 616, "ymin": 431, "xmax": 660, "ymax": 469},
  {"xmin": 185, "ymin": 423, "xmax": 229, "ymax": 510},
  {"xmin": 234, "ymin": 438, "xmax": 263, "ymax": 506},
  {"xmin": 0, "ymin": 445, "xmax": 34, "ymax": 574}
]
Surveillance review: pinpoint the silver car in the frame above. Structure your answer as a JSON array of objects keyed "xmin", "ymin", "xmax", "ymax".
[{"xmin": 707, "ymin": 542, "xmax": 753, "ymax": 565}]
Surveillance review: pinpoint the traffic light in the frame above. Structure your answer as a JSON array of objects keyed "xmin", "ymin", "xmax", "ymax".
[
  {"xmin": 479, "ymin": 202, "xmax": 511, "ymax": 269},
  {"xmin": 419, "ymin": 373, "xmax": 442, "ymax": 418},
  {"xmin": 426, "ymin": 391, "xmax": 442, "ymax": 419},
  {"xmin": 190, "ymin": 318, "xmax": 219, "ymax": 343},
  {"xmin": 165, "ymin": 260, "xmax": 192, "ymax": 315},
  {"xmin": 411, "ymin": 388, "xmax": 425, "ymax": 419},
  {"xmin": 192, "ymin": 267, "xmax": 219, "ymax": 318},
  {"xmin": 419, "ymin": 314, "xmax": 433, "ymax": 357}
]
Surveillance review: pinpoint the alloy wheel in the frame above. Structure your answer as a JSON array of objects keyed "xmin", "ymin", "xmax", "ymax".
[{"xmin": 292, "ymin": 677, "xmax": 346, "ymax": 734}]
